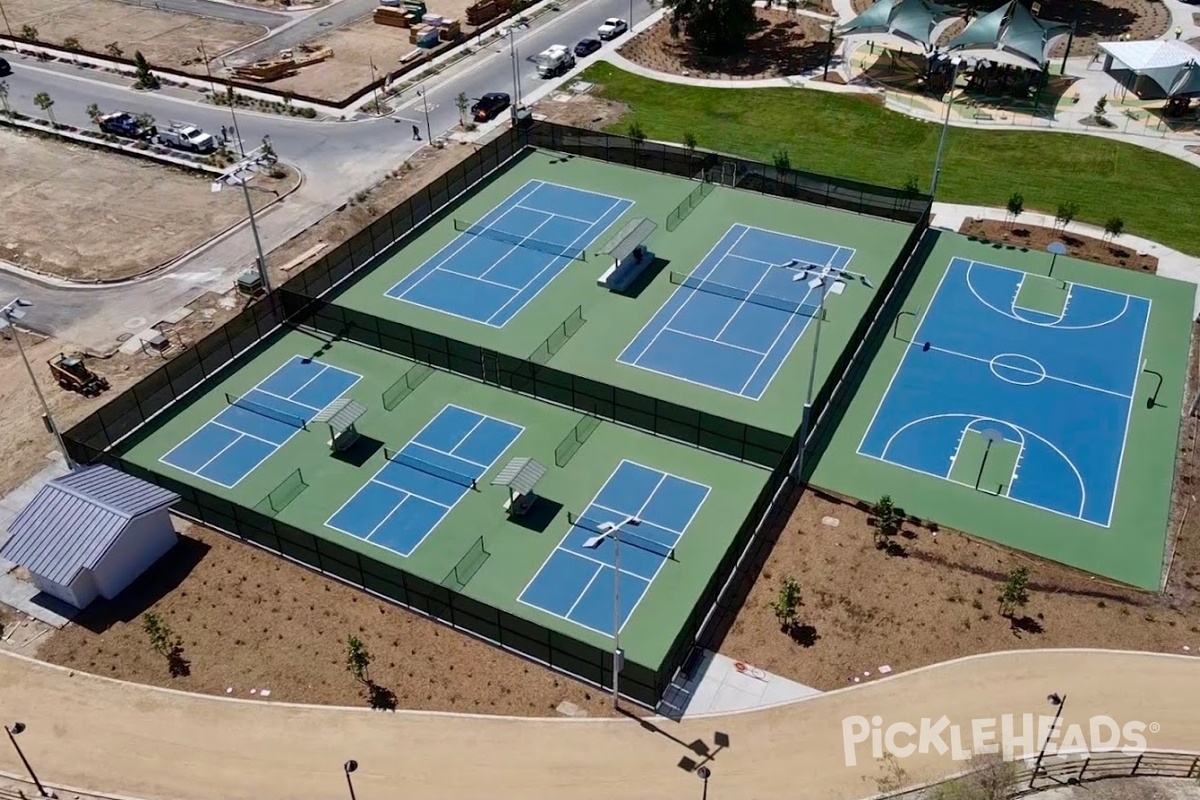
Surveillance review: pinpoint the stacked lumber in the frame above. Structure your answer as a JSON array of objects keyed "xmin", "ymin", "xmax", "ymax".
[
  {"xmin": 466, "ymin": 0, "xmax": 498, "ymax": 25},
  {"xmin": 373, "ymin": 6, "xmax": 413, "ymax": 26}
]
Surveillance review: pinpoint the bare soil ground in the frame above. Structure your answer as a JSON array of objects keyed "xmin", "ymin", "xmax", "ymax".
[
  {"xmin": 0, "ymin": 128, "xmax": 293, "ymax": 281},
  {"xmin": 38, "ymin": 520, "xmax": 623, "ymax": 716},
  {"xmin": 0, "ymin": 0, "xmax": 264, "ymax": 67},
  {"xmin": 960, "ymin": 218, "xmax": 1158, "ymax": 274},
  {"xmin": 619, "ymin": 8, "xmax": 834, "ymax": 79},
  {"xmin": 533, "ymin": 92, "xmax": 630, "ymax": 130},
  {"xmin": 236, "ymin": 0, "xmax": 474, "ymax": 102}
]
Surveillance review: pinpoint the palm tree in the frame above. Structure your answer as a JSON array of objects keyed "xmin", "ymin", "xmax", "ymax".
[{"xmin": 33, "ymin": 91, "xmax": 56, "ymax": 127}]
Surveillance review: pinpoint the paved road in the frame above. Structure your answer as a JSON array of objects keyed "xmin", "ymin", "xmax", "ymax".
[
  {"xmin": 1, "ymin": 649, "xmax": 1198, "ymax": 799},
  {"xmin": 0, "ymin": 0, "xmax": 656, "ymax": 347},
  {"xmin": 222, "ymin": 0, "xmax": 379, "ymax": 65},
  {"xmin": 115, "ymin": 0, "xmax": 290, "ymax": 29}
]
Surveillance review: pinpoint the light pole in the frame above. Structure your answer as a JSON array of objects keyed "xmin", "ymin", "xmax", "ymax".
[
  {"xmin": 791, "ymin": 265, "xmax": 872, "ymax": 481},
  {"xmin": 507, "ymin": 28, "xmax": 522, "ymax": 118},
  {"xmin": 1029, "ymin": 693, "xmax": 1066, "ymax": 789},
  {"xmin": 583, "ymin": 514, "xmax": 641, "ymax": 707},
  {"xmin": 200, "ymin": 40, "xmax": 245, "ymax": 158},
  {"xmin": 416, "ymin": 85, "xmax": 433, "ymax": 143},
  {"xmin": 213, "ymin": 153, "xmax": 272, "ymax": 295},
  {"xmin": 0, "ymin": 1, "xmax": 14, "ymax": 42},
  {"xmin": 343, "ymin": 760, "xmax": 358, "ymax": 800},
  {"xmin": 930, "ymin": 54, "xmax": 970, "ymax": 198},
  {"xmin": 696, "ymin": 766, "xmax": 711, "ymax": 800},
  {"xmin": 6, "ymin": 722, "xmax": 51, "ymax": 798},
  {"xmin": 1, "ymin": 300, "xmax": 73, "ymax": 468}
]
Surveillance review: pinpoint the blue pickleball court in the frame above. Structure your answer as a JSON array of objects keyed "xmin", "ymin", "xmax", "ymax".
[
  {"xmin": 619, "ymin": 223, "xmax": 855, "ymax": 400},
  {"xmin": 518, "ymin": 460, "xmax": 710, "ymax": 637},
  {"xmin": 386, "ymin": 180, "xmax": 633, "ymax": 327},
  {"xmin": 159, "ymin": 356, "xmax": 361, "ymax": 488},
  {"xmin": 326, "ymin": 404, "xmax": 523, "ymax": 557}
]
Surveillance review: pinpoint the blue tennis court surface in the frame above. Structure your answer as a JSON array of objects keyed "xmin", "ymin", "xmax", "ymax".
[
  {"xmin": 386, "ymin": 180, "xmax": 633, "ymax": 327},
  {"xmin": 618, "ymin": 223, "xmax": 855, "ymax": 399},
  {"xmin": 160, "ymin": 356, "xmax": 361, "ymax": 488},
  {"xmin": 327, "ymin": 405, "xmax": 523, "ymax": 557},
  {"xmin": 518, "ymin": 461, "xmax": 710, "ymax": 636},
  {"xmin": 858, "ymin": 258, "xmax": 1150, "ymax": 527}
]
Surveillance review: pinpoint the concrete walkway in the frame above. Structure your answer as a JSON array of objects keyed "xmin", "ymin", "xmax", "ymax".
[{"xmin": 1, "ymin": 649, "xmax": 1197, "ymax": 800}]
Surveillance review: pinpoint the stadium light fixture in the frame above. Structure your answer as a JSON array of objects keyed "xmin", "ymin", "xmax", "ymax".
[
  {"xmin": 584, "ymin": 515, "xmax": 641, "ymax": 707},
  {"xmin": 343, "ymin": 760, "xmax": 359, "ymax": 800},
  {"xmin": 1, "ymin": 299, "xmax": 73, "ymax": 469}
]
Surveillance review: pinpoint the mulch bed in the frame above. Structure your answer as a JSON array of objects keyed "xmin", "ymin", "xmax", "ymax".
[
  {"xmin": 618, "ymin": 8, "xmax": 834, "ymax": 79},
  {"xmin": 960, "ymin": 218, "xmax": 1157, "ymax": 273}
]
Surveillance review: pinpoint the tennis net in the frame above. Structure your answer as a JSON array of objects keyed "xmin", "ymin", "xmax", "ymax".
[
  {"xmin": 225, "ymin": 392, "xmax": 307, "ymax": 429},
  {"xmin": 568, "ymin": 512, "xmax": 676, "ymax": 560},
  {"xmin": 454, "ymin": 219, "xmax": 587, "ymax": 261},
  {"xmin": 384, "ymin": 447, "xmax": 478, "ymax": 490},
  {"xmin": 669, "ymin": 271, "xmax": 823, "ymax": 317}
]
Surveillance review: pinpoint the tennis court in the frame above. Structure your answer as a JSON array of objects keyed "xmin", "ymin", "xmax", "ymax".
[
  {"xmin": 326, "ymin": 404, "xmax": 523, "ymax": 557},
  {"xmin": 518, "ymin": 460, "xmax": 710, "ymax": 636},
  {"xmin": 159, "ymin": 356, "xmax": 361, "ymax": 488},
  {"xmin": 858, "ymin": 258, "xmax": 1150, "ymax": 527},
  {"xmin": 385, "ymin": 180, "xmax": 633, "ymax": 327},
  {"xmin": 618, "ymin": 223, "xmax": 856, "ymax": 399}
]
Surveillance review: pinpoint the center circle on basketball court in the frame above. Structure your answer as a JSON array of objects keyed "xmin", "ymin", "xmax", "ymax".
[{"xmin": 989, "ymin": 353, "xmax": 1046, "ymax": 386}]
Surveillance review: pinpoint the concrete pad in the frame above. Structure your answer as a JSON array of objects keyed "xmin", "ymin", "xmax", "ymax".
[{"xmin": 657, "ymin": 650, "xmax": 822, "ymax": 718}]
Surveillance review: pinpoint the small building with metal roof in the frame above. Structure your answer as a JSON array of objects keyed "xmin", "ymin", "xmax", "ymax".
[{"xmin": 0, "ymin": 465, "xmax": 179, "ymax": 609}]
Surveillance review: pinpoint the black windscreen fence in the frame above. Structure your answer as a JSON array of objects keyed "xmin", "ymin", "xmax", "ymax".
[{"xmin": 63, "ymin": 120, "xmax": 933, "ymax": 707}]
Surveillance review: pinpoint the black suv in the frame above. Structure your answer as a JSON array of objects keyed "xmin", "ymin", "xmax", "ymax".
[
  {"xmin": 0, "ymin": 58, "xmax": 11, "ymax": 77},
  {"xmin": 471, "ymin": 92, "xmax": 511, "ymax": 122}
]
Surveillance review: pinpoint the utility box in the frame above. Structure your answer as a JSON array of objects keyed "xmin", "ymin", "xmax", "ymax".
[{"xmin": 237, "ymin": 270, "xmax": 265, "ymax": 297}]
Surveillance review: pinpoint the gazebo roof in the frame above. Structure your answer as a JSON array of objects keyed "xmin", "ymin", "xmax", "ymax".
[
  {"xmin": 837, "ymin": 0, "xmax": 959, "ymax": 52},
  {"xmin": 1098, "ymin": 39, "xmax": 1200, "ymax": 96},
  {"xmin": 946, "ymin": 0, "xmax": 1070, "ymax": 70}
]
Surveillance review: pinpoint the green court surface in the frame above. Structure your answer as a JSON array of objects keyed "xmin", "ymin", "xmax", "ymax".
[
  {"xmin": 811, "ymin": 232, "xmax": 1193, "ymax": 589},
  {"xmin": 122, "ymin": 329, "xmax": 769, "ymax": 670},
  {"xmin": 330, "ymin": 149, "xmax": 916, "ymax": 435}
]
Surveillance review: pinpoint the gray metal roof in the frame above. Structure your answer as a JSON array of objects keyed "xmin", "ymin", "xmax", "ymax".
[
  {"xmin": 311, "ymin": 398, "xmax": 367, "ymax": 432},
  {"xmin": 0, "ymin": 465, "xmax": 178, "ymax": 586},
  {"xmin": 490, "ymin": 457, "xmax": 547, "ymax": 496},
  {"xmin": 599, "ymin": 217, "xmax": 658, "ymax": 262}
]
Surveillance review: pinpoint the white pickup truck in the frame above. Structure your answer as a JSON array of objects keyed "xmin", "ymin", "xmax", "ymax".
[
  {"xmin": 534, "ymin": 44, "xmax": 576, "ymax": 78},
  {"xmin": 157, "ymin": 122, "xmax": 216, "ymax": 153}
]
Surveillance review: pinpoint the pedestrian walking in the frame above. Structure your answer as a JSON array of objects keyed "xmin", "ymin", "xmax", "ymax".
[
  {"xmin": 1175, "ymin": 26, "xmax": 1183, "ymax": 39},
  {"xmin": 412, "ymin": 124, "xmax": 421, "ymax": 140}
]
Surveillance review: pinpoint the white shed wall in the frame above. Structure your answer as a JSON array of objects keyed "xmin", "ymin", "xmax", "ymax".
[{"xmin": 90, "ymin": 510, "xmax": 177, "ymax": 599}]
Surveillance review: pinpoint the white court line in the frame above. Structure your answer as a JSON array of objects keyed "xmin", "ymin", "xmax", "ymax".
[
  {"xmin": 252, "ymin": 387, "xmax": 324, "ymax": 414},
  {"xmin": 1105, "ymin": 297, "xmax": 1152, "ymax": 528},
  {"xmin": 484, "ymin": 195, "xmax": 632, "ymax": 326},
  {"xmin": 591, "ymin": 502, "xmax": 685, "ymax": 540},
  {"xmin": 712, "ymin": 258, "xmax": 776, "ymax": 341},
  {"xmin": 514, "ymin": 203, "xmax": 594, "ymax": 225},
  {"xmin": 563, "ymin": 565, "xmax": 605, "ymax": 619},
  {"xmin": 735, "ymin": 222, "xmax": 858, "ymax": 265},
  {"xmin": 211, "ymin": 420, "xmax": 278, "ymax": 448},
  {"xmin": 477, "ymin": 214, "xmax": 557, "ymax": 280},
  {"xmin": 964, "ymin": 258, "xmax": 1136, "ymax": 331},
  {"xmin": 279, "ymin": 363, "xmax": 333, "ymax": 408},
  {"xmin": 663, "ymin": 326, "xmax": 768, "ymax": 356},
  {"xmin": 159, "ymin": 356, "xmax": 360, "ymax": 491},
  {"xmin": 436, "ymin": 268, "xmax": 520, "ymax": 291},
  {"xmin": 927, "ymin": 344, "xmax": 1134, "ymax": 400}
]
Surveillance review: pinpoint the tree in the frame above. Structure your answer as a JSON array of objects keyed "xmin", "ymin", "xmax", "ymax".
[
  {"xmin": 142, "ymin": 612, "xmax": 189, "ymax": 676},
  {"xmin": 135, "ymin": 112, "xmax": 156, "ymax": 134},
  {"xmin": 33, "ymin": 91, "xmax": 56, "ymax": 127},
  {"xmin": 345, "ymin": 635, "xmax": 372, "ymax": 684},
  {"xmin": 627, "ymin": 120, "xmax": 646, "ymax": 161},
  {"xmin": 0, "ymin": 82, "xmax": 10, "ymax": 118},
  {"xmin": 260, "ymin": 135, "xmax": 277, "ymax": 161},
  {"xmin": 772, "ymin": 148, "xmax": 791, "ymax": 173},
  {"xmin": 769, "ymin": 577, "xmax": 801, "ymax": 631},
  {"xmin": 1054, "ymin": 202, "xmax": 1079, "ymax": 230},
  {"xmin": 1093, "ymin": 95, "xmax": 1108, "ymax": 119},
  {"xmin": 930, "ymin": 753, "xmax": 1018, "ymax": 800},
  {"xmin": 133, "ymin": 51, "xmax": 161, "ymax": 90},
  {"xmin": 902, "ymin": 176, "xmax": 920, "ymax": 196},
  {"xmin": 683, "ymin": 131, "xmax": 697, "ymax": 153},
  {"xmin": 87, "ymin": 103, "xmax": 103, "ymax": 126},
  {"xmin": 63, "ymin": 36, "xmax": 81, "ymax": 51},
  {"xmin": 1005, "ymin": 191, "xmax": 1024, "ymax": 228},
  {"xmin": 454, "ymin": 91, "xmax": 469, "ymax": 128},
  {"xmin": 998, "ymin": 566, "xmax": 1030, "ymax": 619},
  {"xmin": 1104, "ymin": 216, "xmax": 1125, "ymax": 242},
  {"xmin": 664, "ymin": 0, "xmax": 756, "ymax": 56},
  {"xmin": 871, "ymin": 494, "xmax": 902, "ymax": 547},
  {"xmin": 20, "ymin": 24, "xmax": 38, "ymax": 42},
  {"xmin": 105, "ymin": 42, "xmax": 125, "ymax": 59}
]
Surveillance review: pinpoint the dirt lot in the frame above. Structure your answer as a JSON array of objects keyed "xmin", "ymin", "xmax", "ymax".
[
  {"xmin": 619, "ymin": 8, "xmax": 834, "ymax": 80},
  {"xmin": 0, "ymin": 128, "xmax": 292, "ymax": 281},
  {"xmin": 960, "ymin": 218, "xmax": 1158, "ymax": 273},
  {"xmin": 0, "ymin": 0, "xmax": 264, "ymax": 67},
  {"xmin": 234, "ymin": 0, "xmax": 474, "ymax": 103}
]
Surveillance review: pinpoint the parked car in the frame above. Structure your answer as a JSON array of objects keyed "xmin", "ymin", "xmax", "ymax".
[
  {"xmin": 574, "ymin": 38, "xmax": 602, "ymax": 57},
  {"xmin": 0, "ymin": 58, "xmax": 10, "ymax": 77},
  {"xmin": 97, "ymin": 111, "xmax": 157, "ymax": 140},
  {"xmin": 597, "ymin": 18, "xmax": 627, "ymax": 40},
  {"xmin": 157, "ymin": 122, "xmax": 216, "ymax": 153},
  {"xmin": 471, "ymin": 92, "xmax": 511, "ymax": 122}
]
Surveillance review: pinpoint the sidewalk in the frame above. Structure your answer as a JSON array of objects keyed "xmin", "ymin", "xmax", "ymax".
[{"xmin": 1, "ymin": 649, "xmax": 1197, "ymax": 800}]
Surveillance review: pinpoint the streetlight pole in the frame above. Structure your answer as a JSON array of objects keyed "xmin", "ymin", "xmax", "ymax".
[
  {"xmin": 417, "ymin": 85, "xmax": 433, "ymax": 143},
  {"xmin": 1029, "ymin": 693, "xmax": 1066, "ymax": 789},
  {"xmin": 696, "ymin": 766, "xmax": 711, "ymax": 800},
  {"xmin": 200, "ymin": 39, "xmax": 245, "ymax": 158},
  {"xmin": 0, "ymin": 1, "xmax": 14, "ymax": 42},
  {"xmin": 6, "ymin": 723, "xmax": 51, "ymax": 798},
  {"xmin": 215, "ymin": 155, "xmax": 272, "ymax": 295},
  {"xmin": 930, "ymin": 55, "xmax": 965, "ymax": 198},
  {"xmin": 343, "ymin": 760, "xmax": 358, "ymax": 800},
  {"xmin": 1, "ymin": 300, "xmax": 73, "ymax": 468},
  {"xmin": 583, "ymin": 515, "xmax": 641, "ymax": 707}
]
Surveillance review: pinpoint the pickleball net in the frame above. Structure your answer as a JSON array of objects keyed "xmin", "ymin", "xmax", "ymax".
[
  {"xmin": 567, "ymin": 511, "xmax": 677, "ymax": 559},
  {"xmin": 454, "ymin": 219, "xmax": 587, "ymax": 261},
  {"xmin": 384, "ymin": 447, "xmax": 478, "ymax": 490}
]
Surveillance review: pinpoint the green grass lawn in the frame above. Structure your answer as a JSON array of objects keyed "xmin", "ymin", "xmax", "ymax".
[{"xmin": 582, "ymin": 63, "xmax": 1200, "ymax": 256}]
